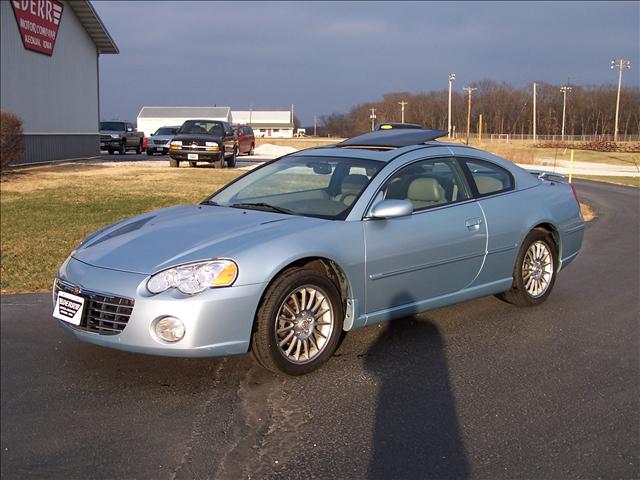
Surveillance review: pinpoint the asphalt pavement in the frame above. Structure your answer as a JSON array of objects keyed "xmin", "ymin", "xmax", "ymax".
[{"xmin": 1, "ymin": 180, "xmax": 638, "ymax": 479}]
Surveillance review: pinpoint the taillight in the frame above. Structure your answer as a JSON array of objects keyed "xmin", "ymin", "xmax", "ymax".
[
  {"xmin": 571, "ymin": 183, "xmax": 580, "ymax": 205},
  {"xmin": 238, "ymin": 131, "xmax": 244, "ymax": 137}
]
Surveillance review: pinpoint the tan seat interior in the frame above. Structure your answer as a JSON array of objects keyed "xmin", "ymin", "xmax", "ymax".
[
  {"xmin": 474, "ymin": 175, "xmax": 503, "ymax": 194},
  {"xmin": 407, "ymin": 177, "xmax": 446, "ymax": 209}
]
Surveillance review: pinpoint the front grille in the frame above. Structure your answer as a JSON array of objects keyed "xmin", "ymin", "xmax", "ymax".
[
  {"xmin": 54, "ymin": 279, "xmax": 134, "ymax": 336},
  {"xmin": 100, "ymin": 135, "xmax": 112, "ymax": 141},
  {"xmin": 153, "ymin": 139, "xmax": 168, "ymax": 146}
]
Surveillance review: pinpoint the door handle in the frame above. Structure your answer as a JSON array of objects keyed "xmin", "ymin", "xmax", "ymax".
[{"xmin": 465, "ymin": 218, "xmax": 483, "ymax": 229}]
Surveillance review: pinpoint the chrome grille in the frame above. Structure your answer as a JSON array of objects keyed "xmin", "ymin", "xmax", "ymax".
[
  {"xmin": 54, "ymin": 279, "xmax": 134, "ymax": 336},
  {"xmin": 153, "ymin": 139, "xmax": 168, "ymax": 146},
  {"xmin": 100, "ymin": 135, "xmax": 112, "ymax": 141}
]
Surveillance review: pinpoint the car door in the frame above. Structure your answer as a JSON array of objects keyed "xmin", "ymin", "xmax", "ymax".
[
  {"xmin": 363, "ymin": 157, "xmax": 487, "ymax": 317},
  {"xmin": 223, "ymin": 123, "xmax": 236, "ymax": 155}
]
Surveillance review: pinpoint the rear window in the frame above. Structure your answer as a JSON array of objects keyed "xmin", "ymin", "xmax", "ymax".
[{"xmin": 463, "ymin": 159, "xmax": 514, "ymax": 196}]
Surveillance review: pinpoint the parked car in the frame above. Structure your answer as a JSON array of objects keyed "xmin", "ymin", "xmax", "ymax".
[
  {"xmin": 53, "ymin": 129, "xmax": 584, "ymax": 375},
  {"xmin": 235, "ymin": 124, "xmax": 255, "ymax": 156},
  {"xmin": 168, "ymin": 120, "xmax": 237, "ymax": 168},
  {"xmin": 146, "ymin": 126, "xmax": 179, "ymax": 156},
  {"xmin": 99, "ymin": 121, "xmax": 144, "ymax": 154}
]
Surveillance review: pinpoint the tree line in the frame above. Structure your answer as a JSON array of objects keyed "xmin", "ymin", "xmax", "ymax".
[{"xmin": 318, "ymin": 80, "xmax": 640, "ymax": 138}]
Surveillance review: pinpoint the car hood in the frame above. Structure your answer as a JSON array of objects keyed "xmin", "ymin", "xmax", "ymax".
[
  {"xmin": 150, "ymin": 135, "xmax": 174, "ymax": 141},
  {"xmin": 72, "ymin": 205, "xmax": 317, "ymax": 275},
  {"xmin": 172, "ymin": 134, "xmax": 223, "ymax": 143}
]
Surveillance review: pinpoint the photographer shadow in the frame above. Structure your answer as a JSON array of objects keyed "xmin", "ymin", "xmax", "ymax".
[{"xmin": 366, "ymin": 293, "xmax": 470, "ymax": 479}]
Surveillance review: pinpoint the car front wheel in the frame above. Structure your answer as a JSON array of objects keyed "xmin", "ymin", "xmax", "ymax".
[
  {"xmin": 497, "ymin": 229, "xmax": 558, "ymax": 306},
  {"xmin": 169, "ymin": 158, "xmax": 179, "ymax": 168},
  {"xmin": 251, "ymin": 268, "xmax": 344, "ymax": 375},
  {"xmin": 226, "ymin": 147, "xmax": 237, "ymax": 168}
]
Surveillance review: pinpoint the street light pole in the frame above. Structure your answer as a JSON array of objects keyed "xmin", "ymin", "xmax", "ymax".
[
  {"xmin": 611, "ymin": 59, "xmax": 631, "ymax": 142},
  {"xmin": 463, "ymin": 86, "xmax": 477, "ymax": 145},
  {"xmin": 560, "ymin": 85, "xmax": 572, "ymax": 141},
  {"xmin": 369, "ymin": 108, "xmax": 377, "ymax": 131},
  {"xmin": 448, "ymin": 73, "xmax": 456, "ymax": 137},
  {"xmin": 398, "ymin": 101, "xmax": 408, "ymax": 123},
  {"xmin": 532, "ymin": 82, "xmax": 537, "ymax": 143}
]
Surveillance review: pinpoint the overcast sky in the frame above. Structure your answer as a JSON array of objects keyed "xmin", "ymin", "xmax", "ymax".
[{"xmin": 93, "ymin": 1, "xmax": 639, "ymax": 125}]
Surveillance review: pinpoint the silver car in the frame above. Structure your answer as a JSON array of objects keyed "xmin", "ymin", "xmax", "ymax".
[
  {"xmin": 53, "ymin": 129, "xmax": 584, "ymax": 375},
  {"xmin": 146, "ymin": 126, "xmax": 179, "ymax": 155}
]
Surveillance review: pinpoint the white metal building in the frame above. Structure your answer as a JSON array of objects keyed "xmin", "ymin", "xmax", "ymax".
[
  {"xmin": 136, "ymin": 107, "xmax": 294, "ymax": 138},
  {"xmin": 136, "ymin": 106, "xmax": 231, "ymax": 137},
  {"xmin": 231, "ymin": 111, "xmax": 294, "ymax": 138},
  {"xmin": 0, "ymin": 0, "xmax": 118, "ymax": 164}
]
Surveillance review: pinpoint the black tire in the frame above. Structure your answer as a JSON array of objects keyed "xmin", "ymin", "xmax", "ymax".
[
  {"xmin": 248, "ymin": 143, "xmax": 255, "ymax": 156},
  {"xmin": 217, "ymin": 154, "xmax": 225, "ymax": 169},
  {"xmin": 189, "ymin": 161, "xmax": 197, "ymax": 167},
  {"xmin": 251, "ymin": 268, "xmax": 344, "ymax": 375},
  {"xmin": 497, "ymin": 229, "xmax": 558, "ymax": 307},
  {"xmin": 169, "ymin": 157, "xmax": 179, "ymax": 168},
  {"xmin": 107, "ymin": 148, "xmax": 114, "ymax": 155},
  {"xmin": 146, "ymin": 149, "xmax": 154, "ymax": 156},
  {"xmin": 226, "ymin": 146, "xmax": 237, "ymax": 168},
  {"xmin": 135, "ymin": 141, "xmax": 142, "ymax": 154},
  {"xmin": 119, "ymin": 141, "xmax": 126, "ymax": 155}
]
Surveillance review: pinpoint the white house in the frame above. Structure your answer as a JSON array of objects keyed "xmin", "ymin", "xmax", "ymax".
[
  {"xmin": 231, "ymin": 111, "xmax": 294, "ymax": 138},
  {"xmin": 136, "ymin": 106, "xmax": 231, "ymax": 137},
  {"xmin": 136, "ymin": 106, "xmax": 295, "ymax": 138}
]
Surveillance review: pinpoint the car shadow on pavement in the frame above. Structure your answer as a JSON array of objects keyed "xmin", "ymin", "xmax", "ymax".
[{"xmin": 366, "ymin": 293, "xmax": 470, "ymax": 480}]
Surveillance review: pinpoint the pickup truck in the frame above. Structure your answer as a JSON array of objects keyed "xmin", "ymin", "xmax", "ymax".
[
  {"xmin": 168, "ymin": 119, "xmax": 238, "ymax": 168},
  {"xmin": 100, "ymin": 121, "xmax": 145, "ymax": 154}
]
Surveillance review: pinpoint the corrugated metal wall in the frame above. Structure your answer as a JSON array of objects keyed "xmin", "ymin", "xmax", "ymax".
[
  {"xmin": 22, "ymin": 134, "xmax": 99, "ymax": 164},
  {"xmin": 1, "ymin": 1, "xmax": 100, "ymax": 164}
]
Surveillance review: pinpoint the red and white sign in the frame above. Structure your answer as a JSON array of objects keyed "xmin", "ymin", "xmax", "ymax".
[{"xmin": 11, "ymin": 0, "xmax": 64, "ymax": 56}]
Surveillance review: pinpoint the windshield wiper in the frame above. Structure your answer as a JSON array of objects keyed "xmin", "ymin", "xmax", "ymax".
[
  {"xmin": 200, "ymin": 200, "xmax": 220, "ymax": 206},
  {"xmin": 229, "ymin": 202, "xmax": 296, "ymax": 215}
]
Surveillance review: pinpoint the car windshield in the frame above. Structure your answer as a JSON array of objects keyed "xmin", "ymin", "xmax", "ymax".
[
  {"xmin": 100, "ymin": 122, "xmax": 126, "ymax": 131},
  {"xmin": 179, "ymin": 121, "xmax": 224, "ymax": 136},
  {"xmin": 154, "ymin": 127, "xmax": 177, "ymax": 135},
  {"xmin": 205, "ymin": 155, "xmax": 384, "ymax": 220}
]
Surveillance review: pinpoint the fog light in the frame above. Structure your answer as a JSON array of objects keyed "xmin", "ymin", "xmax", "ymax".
[{"xmin": 154, "ymin": 316, "xmax": 185, "ymax": 342}]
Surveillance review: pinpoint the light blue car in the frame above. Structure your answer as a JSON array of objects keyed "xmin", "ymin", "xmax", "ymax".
[{"xmin": 53, "ymin": 129, "xmax": 584, "ymax": 375}]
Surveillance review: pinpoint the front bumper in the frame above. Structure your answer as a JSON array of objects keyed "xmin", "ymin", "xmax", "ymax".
[
  {"xmin": 168, "ymin": 148, "xmax": 223, "ymax": 162},
  {"xmin": 55, "ymin": 257, "xmax": 264, "ymax": 357},
  {"xmin": 100, "ymin": 139, "xmax": 121, "ymax": 148}
]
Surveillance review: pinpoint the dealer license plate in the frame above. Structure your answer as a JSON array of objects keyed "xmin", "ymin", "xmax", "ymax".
[
  {"xmin": 187, "ymin": 153, "xmax": 198, "ymax": 160},
  {"xmin": 53, "ymin": 291, "xmax": 85, "ymax": 326}
]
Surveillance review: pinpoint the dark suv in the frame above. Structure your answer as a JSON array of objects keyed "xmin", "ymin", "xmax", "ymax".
[
  {"xmin": 235, "ymin": 125, "xmax": 256, "ymax": 156},
  {"xmin": 168, "ymin": 120, "xmax": 238, "ymax": 168}
]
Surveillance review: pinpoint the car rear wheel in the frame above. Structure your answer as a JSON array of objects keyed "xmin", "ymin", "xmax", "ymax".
[
  {"xmin": 249, "ymin": 143, "xmax": 255, "ymax": 156},
  {"xmin": 169, "ymin": 158, "xmax": 179, "ymax": 168},
  {"xmin": 251, "ymin": 268, "xmax": 344, "ymax": 375},
  {"xmin": 497, "ymin": 229, "xmax": 558, "ymax": 306},
  {"xmin": 189, "ymin": 161, "xmax": 197, "ymax": 167},
  {"xmin": 135, "ymin": 141, "xmax": 142, "ymax": 154}
]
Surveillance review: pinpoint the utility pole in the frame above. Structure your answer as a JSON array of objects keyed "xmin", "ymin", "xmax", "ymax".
[
  {"xmin": 448, "ymin": 73, "xmax": 456, "ymax": 138},
  {"xmin": 532, "ymin": 82, "xmax": 537, "ymax": 143},
  {"xmin": 478, "ymin": 113, "xmax": 483, "ymax": 143},
  {"xmin": 463, "ymin": 86, "xmax": 477, "ymax": 145},
  {"xmin": 369, "ymin": 108, "xmax": 377, "ymax": 131},
  {"xmin": 560, "ymin": 85, "xmax": 572, "ymax": 141},
  {"xmin": 398, "ymin": 101, "xmax": 408, "ymax": 123},
  {"xmin": 611, "ymin": 59, "xmax": 631, "ymax": 142},
  {"xmin": 313, "ymin": 114, "xmax": 317, "ymax": 137},
  {"xmin": 291, "ymin": 104, "xmax": 294, "ymax": 124}
]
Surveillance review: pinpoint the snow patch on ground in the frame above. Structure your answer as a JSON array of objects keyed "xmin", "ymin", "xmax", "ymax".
[{"xmin": 253, "ymin": 144, "xmax": 298, "ymax": 156}]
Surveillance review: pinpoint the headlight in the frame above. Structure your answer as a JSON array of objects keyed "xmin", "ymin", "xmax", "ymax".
[
  {"xmin": 170, "ymin": 140, "xmax": 182, "ymax": 146},
  {"xmin": 205, "ymin": 141, "xmax": 218, "ymax": 147},
  {"xmin": 147, "ymin": 260, "xmax": 238, "ymax": 295}
]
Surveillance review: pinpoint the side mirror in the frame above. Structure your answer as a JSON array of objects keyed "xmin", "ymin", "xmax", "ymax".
[{"xmin": 367, "ymin": 199, "xmax": 413, "ymax": 219}]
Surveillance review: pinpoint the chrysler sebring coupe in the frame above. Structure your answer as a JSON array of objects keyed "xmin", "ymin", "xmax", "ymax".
[{"xmin": 53, "ymin": 129, "xmax": 584, "ymax": 375}]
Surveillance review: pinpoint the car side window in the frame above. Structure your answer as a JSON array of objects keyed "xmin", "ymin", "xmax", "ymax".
[
  {"xmin": 463, "ymin": 159, "xmax": 514, "ymax": 196},
  {"xmin": 382, "ymin": 158, "xmax": 471, "ymax": 211}
]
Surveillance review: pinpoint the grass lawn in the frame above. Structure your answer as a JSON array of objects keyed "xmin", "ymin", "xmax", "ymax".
[
  {"xmin": 450, "ymin": 140, "xmax": 639, "ymax": 168},
  {"xmin": 1, "ymin": 163, "xmax": 242, "ymax": 293},
  {"xmin": 573, "ymin": 175, "xmax": 640, "ymax": 188}
]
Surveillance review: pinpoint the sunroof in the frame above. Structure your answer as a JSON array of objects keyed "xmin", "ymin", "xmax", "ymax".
[{"xmin": 336, "ymin": 129, "xmax": 447, "ymax": 148}]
